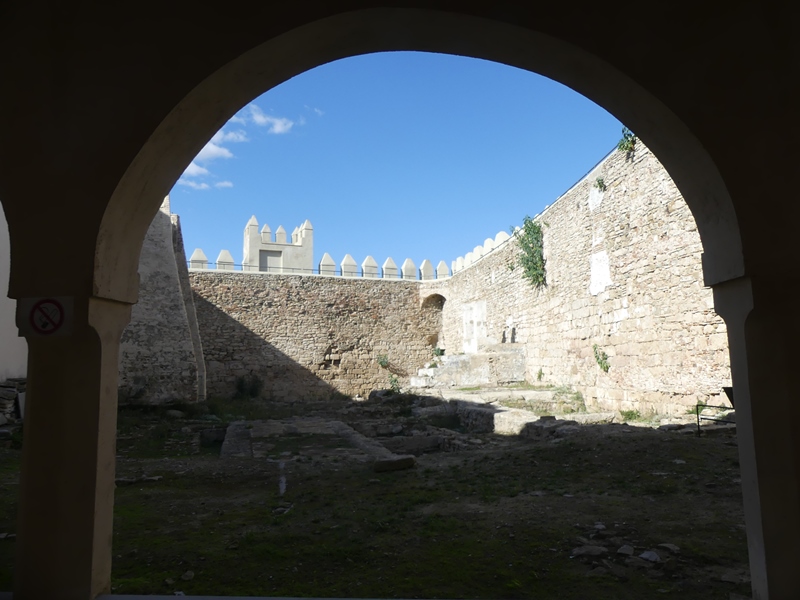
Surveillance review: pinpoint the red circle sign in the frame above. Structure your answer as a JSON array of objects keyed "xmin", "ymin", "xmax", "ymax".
[{"xmin": 29, "ymin": 298, "xmax": 65, "ymax": 335}]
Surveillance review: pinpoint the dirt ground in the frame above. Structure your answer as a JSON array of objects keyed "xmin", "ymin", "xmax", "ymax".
[{"xmin": 0, "ymin": 392, "xmax": 751, "ymax": 598}]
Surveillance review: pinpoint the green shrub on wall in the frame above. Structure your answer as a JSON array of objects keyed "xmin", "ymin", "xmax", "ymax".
[
  {"xmin": 617, "ymin": 126, "xmax": 637, "ymax": 156},
  {"xmin": 513, "ymin": 216, "xmax": 547, "ymax": 289},
  {"xmin": 593, "ymin": 344, "xmax": 610, "ymax": 373}
]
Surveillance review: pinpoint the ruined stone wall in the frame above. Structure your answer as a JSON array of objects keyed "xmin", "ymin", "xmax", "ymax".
[
  {"xmin": 119, "ymin": 202, "xmax": 204, "ymax": 404},
  {"xmin": 422, "ymin": 145, "xmax": 731, "ymax": 415},
  {"xmin": 189, "ymin": 272, "xmax": 442, "ymax": 399}
]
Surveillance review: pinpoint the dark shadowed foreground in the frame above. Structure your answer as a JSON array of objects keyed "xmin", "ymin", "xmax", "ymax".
[{"xmin": 0, "ymin": 394, "xmax": 749, "ymax": 598}]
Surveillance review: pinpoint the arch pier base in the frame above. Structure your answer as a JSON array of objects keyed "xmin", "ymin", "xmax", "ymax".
[
  {"xmin": 12, "ymin": 297, "xmax": 132, "ymax": 600},
  {"xmin": 713, "ymin": 276, "xmax": 800, "ymax": 599}
]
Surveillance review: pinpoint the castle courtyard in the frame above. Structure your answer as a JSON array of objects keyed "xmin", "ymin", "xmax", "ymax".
[{"xmin": 1, "ymin": 391, "xmax": 749, "ymax": 598}]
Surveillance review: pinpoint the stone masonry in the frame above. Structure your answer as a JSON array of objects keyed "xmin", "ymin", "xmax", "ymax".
[
  {"xmin": 421, "ymin": 144, "xmax": 731, "ymax": 415},
  {"xmin": 118, "ymin": 198, "xmax": 205, "ymax": 404},
  {"xmin": 190, "ymin": 272, "xmax": 443, "ymax": 399},
  {"xmin": 120, "ymin": 143, "xmax": 730, "ymax": 416}
]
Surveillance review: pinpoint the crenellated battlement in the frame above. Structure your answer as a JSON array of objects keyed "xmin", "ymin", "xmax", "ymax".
[
  {"xmin": 449, "ymin": 229, "xmax": 513, "ymax": 274},
  {"xmin": 190, "ymin": 215, "xmax": 451, "ymax": 281},
  {"xmin": 242, "ymin": 215, "xmax": 313, "ymax": 273}
]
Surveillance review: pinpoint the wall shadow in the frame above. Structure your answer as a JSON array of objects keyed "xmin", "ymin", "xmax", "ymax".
[{"xmin": 193, "ymin": 293, "xmax": 339, "ymax": 401}]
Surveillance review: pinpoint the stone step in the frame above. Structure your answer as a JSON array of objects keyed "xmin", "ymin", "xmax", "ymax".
[
  {"xmin": 409, "ymin": 376, "xmax": 434, "ymax": 388},
  {"xmin": 438, "ymin": 388, "xmax": 557, "ymax": 403},
  {"xmin": 451, "ymin": 401, "xmax": 591, "ymax": 437},
  {"xmin": 413, "ymin": 346, "xmax": 526, "ymax": 388}
]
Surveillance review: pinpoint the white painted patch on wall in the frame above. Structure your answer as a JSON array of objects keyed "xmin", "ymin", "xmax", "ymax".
[
  {"xmin": 461, "ymin": 301, "xmax": 487, "ymax": 354},
  {"xmin": 610, "ymin": 307, "xmax": 629, "ymax": 333},
  {"xmin": 592, "ymin": 225, "xmax": 605, "ymax": 247},
  {"xmin": 588, "ymin": 186, "xmax": 604, "ymax": 211},
  {"xmin": 589, "ymin": 251, "xmax": 613, "ymax": 296}
]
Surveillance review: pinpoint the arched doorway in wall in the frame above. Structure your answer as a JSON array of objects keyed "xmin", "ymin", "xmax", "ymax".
[
  {"xmin": 16, "ymin": 6, "xmax": 783, "ymax": 600},
  {"xmin": 421, "ymin": 293, "xmax": 447, "ymax": 352}
]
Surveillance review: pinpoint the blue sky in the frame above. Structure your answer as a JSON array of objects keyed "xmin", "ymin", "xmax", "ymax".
[{"xmin": 171, "ymin": 51, "xmax": 622, "ymax": 272}]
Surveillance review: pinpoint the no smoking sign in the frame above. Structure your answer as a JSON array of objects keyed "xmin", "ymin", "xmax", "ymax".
[
  {"xmin": 30, "ymin": 299, "xmax": 64, "ymax": 334},
  {"xmin": 17, "ymin": 297, "xmax": 74, "ymax": 337}
]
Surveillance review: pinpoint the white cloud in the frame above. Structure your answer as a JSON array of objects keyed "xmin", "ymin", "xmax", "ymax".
[
  {"xmin": 177, "ymin": 109, "xmax": 295, "ymax": 194},
  {"xmin": 196, "ymin": 142, "xmax": 233, "ymax": 162},
  {"xmin": 314, "ymin": 107, "xmax": 324, "ymax": 116},
  {"xmin": 183, "ymin": 161, "xmax": 209, "ymax": 177},
  {"xmin": 177, "ymin": 178, "xmax": 210, "ymax": 190},
  {"xmin": 250, "ymin": 105, "xmax": 294, "ymax": 134},
  {"xmin": 212, "ymin": 129, "xmax": 248, "ymax": 144}
]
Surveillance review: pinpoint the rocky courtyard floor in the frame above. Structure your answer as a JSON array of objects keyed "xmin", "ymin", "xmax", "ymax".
[{"xmin": 0, "ymin": 392, "xmax": 750, "ymax": 599}]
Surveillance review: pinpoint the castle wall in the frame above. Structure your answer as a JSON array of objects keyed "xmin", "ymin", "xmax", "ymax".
[
  {"xmin": 422, "ymin": 145, "xmax": 731, "ymax": 415},
  {"xmin": 189, "ymin": 272, "xmax": 442, "ymax": 399},
  {"xmin": 124, "ymin": 145, "xmax": 730, "ymax": 414},
  {"xmin": 118, "ymin": 199, "xmax": 204, "ymax": 404}
]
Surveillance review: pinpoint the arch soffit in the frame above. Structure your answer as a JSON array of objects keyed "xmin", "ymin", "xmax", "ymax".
[{"xmin": 96, "ymin": 7, "xmax": 743, "ymax": 302}]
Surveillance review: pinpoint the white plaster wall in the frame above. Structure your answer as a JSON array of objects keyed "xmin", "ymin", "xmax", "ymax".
[
  {"xmin": 243, "ymin": 217, "xmax": 314, "ymax": 273},
  {"xmin": 461, "ymin": 301, "xmax": 487, "ymax": 354},
  {"xmin": 0, "ymin": 205, "xmax": 28, "ymax": 380}
]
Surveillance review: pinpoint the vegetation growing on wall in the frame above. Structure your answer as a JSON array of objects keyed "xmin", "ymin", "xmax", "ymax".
[
  {"xmin": 617, "ymin": 127, "xmax": 637, "ymax": 157},
  {"xmin": 593, "ymin": 344, "xmax": 610, "ymax": 373},
  {"xmin": 513, "ymin": 216, "xmax": 547, "ymax": 289}
]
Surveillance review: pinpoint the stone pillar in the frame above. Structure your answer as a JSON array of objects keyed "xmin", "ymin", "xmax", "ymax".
[
  {"xmin": 242, "ymin": 215, "xmax": 259, "ymax": 272},
  {"xmin": 419, "ymin": 259, "xmax": 434, "ymax": 281},
  {"xmin": 713, "ymin": 276, "xmax": 800, "ymax": 599},
  {"xmin": 14, "ymin": 296, "xmax": 132, "ymax": 600},
  {"xmin": 319, "ymin": 252, "xmax": 336, "ymax": 276},
  {"xmin": 362, "ymin": 256, "xmax": 379, "ymax": 278},
  {"xmin": 382, "ymin": 257, "xmax": 398, "ymax": 279},
  {"xmin": 341, "ymin": 254, "xmax": 358, "ymax": 277},
  {"xmin": 216, "ymin": 250, "xmax": 235, "ymax": 270},
  {"xmin": 436, "ymin": 260, "xmax": 450, "ymax": 279},
  {"xmin": 188, "ymin": 248, "xmax": 208, "ymax": 270},
  {"xmin": 400, "ymin": 258, "xmax": 416, "ymax": 280}
]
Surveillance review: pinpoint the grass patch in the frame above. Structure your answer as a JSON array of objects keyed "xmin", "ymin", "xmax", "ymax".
[
  {"xmin": 0, "ymin": 399, "xmax": 750, "ymax": 599},
  {"xmin": 620, "ymin": 409, "xmax": 641, "ymax": 422}
]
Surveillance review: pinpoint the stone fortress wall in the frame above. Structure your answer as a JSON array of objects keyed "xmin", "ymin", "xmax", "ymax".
[
  {"xmin": 118, "ymin": 197, "xmax": 205, "ymax": 404},
  {"xmin": 120, "ymin": 142, "xmax": 731, "ymax": 414},
  {"xmin": 189, "ymin": 272, "xmax": 442, "ymax": 399},
  {"xmin": 421, "ymin": 145, "xmax": 731, "ymax": 415}
]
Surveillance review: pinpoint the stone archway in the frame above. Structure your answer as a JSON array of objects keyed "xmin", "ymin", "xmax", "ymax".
[
  {"xmin": 96, "ymin": 9, "xmax": 743, "ymax": 304},
  {"xmin": 421, "ymin": 293, "xmax": 447, "ymax": 351},
  {"xmin": 4, "ymin": 5, "xmax": 798, "ymax": 599}
]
